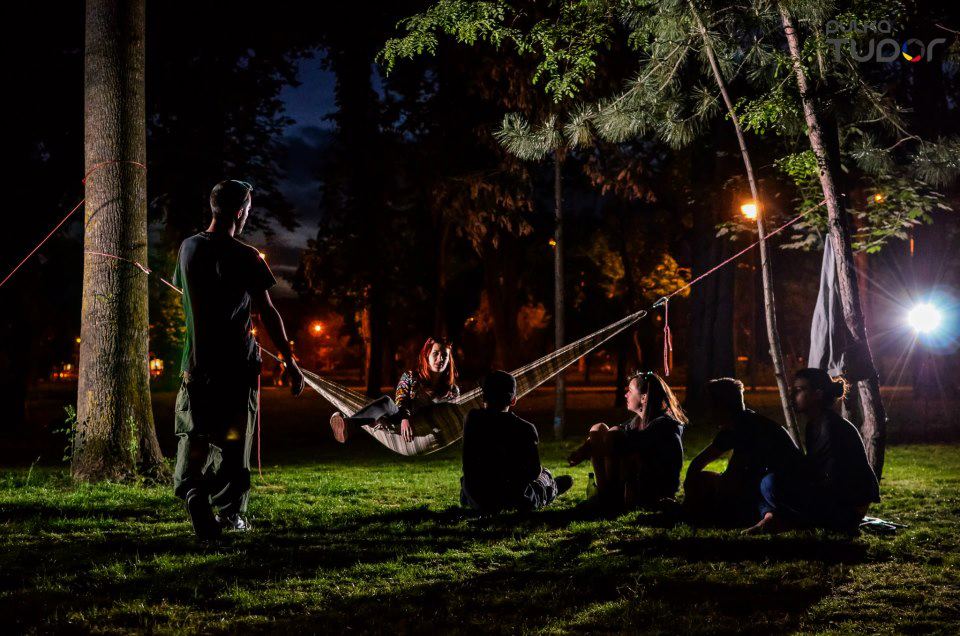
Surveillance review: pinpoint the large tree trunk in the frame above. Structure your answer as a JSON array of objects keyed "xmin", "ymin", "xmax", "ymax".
[
  {"xmin": 781, "ymin": 7, "xmax": 888, "ymax": 477},
  {"xmin": 75, "ymin": 0, "xmax": 165, "ymax": 482},
  {"xmin": 690, "ymin": 2, "xmax": 800, "ymax": 444},
  {"xmin": 553, "ymin": 151, "xmax": 566, "ymax": 439}
]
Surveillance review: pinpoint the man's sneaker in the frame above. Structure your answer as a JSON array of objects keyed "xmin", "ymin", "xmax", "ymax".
[
  {"xmin": 215, "ymin": 513, "xmax": 252, "ymax": 533},
  {"xmin": 555, "ymin": 475, "xmax": 574, "ymax": 496},
  {"xmin": 185, "ymin": 490, "xmax": 221, "ymax": 541},
  {"xmin": 330, "ymin": 411, "xmax": 350, "ymax": 443}
]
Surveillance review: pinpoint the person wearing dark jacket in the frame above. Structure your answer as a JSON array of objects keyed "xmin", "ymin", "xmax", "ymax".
[
  {"xmin": 684, "ymin": 378, "xmax": 802, "ymax": 526},
  {"xmin": 567, "ymin": 371, "xmax": 685, "ymax": 509},
  {"xmin": 746, "ymin": 368, "xmax": 881, "ymax": 534},
  {"xmin": 460, "ymin": 371, "xmax": 573, "ymax": 512}
]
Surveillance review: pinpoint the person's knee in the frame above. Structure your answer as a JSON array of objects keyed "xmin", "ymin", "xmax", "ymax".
[{"xmin": 759, "ymin": 473, "xmax": 778, "ymax": 501}]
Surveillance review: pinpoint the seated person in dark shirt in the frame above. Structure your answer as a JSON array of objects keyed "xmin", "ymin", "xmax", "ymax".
[
  {"xmin": 460, "ymin": 370, "xmax": 573, "ymax": 512},
  {"xmin": 683, "ymin": 378, "xmax": 802, "ymax": 527},
  {"xmin": 568, "ymin": 371, "xmax": 685, "ymax": 509},
  {"xmin": 746, "ymin": 368, "xmax": 881, "ymax": 534}
]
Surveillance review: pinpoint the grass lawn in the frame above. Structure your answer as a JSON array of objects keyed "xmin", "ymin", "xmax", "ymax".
[{"xmin": 1, "ymin": 438, "xmax": 958, "ymax": 634}]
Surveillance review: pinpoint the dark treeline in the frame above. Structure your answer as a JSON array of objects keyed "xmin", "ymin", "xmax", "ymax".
[{"xmin": 3, "ymin": 1, "xmax": 959, "ymax": 430}]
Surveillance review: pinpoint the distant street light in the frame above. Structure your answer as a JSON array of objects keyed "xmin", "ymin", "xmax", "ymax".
[
  {"xmin": 872, "ymin": 192, "xmax": 885, "ymax": 203},
  {"xmin": 740, "ymin": 201, "xmax": 758, "ymax": 220},
  {"xmin": 311, "ymin": 321, "xmax": 324, "ymax": 336}
]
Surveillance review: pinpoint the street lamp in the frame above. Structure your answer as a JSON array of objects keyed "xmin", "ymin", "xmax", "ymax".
[
  {"xmin": 310, "ymin": 321, "xmax": 324, "ymax": 336},
  {"xmin": 740, "ymin": 201, "xmax": 758, "ymax": 220}
]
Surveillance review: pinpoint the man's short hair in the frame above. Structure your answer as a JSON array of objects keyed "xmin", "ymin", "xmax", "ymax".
[
  {"xmin": 210, "ymin": 179, "xmax": 253, "ymax": 219},
  {"xmin": 705, "ymin": 377, "xmax": 745, "ymax": 412},
  {"xmin": 482, "ymin": 370, "xmax": 517, "ymax": 409}
]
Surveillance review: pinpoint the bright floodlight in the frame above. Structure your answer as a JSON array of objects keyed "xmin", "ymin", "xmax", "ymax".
[
  {"xmin": 740, "ymin": 202, "xmax": 758, "ymax": 220},
  {"xmin": 908, "ymin": 303, "xmax": 942, "ymax": 334}
]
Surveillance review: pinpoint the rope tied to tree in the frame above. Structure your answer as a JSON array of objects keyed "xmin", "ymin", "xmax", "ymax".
[{"xmin": 0, "ymin": 160, "xmax": 146, "ymax": 289}]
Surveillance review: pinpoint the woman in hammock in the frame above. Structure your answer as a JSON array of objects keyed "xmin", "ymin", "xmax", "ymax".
[
  {"xmin": 567, "ymin": 371, "xmax": 686, "ymax": 509},
  {"xmin": 329, "ymin": 337, "xmax": 460, "ymax": 443}
]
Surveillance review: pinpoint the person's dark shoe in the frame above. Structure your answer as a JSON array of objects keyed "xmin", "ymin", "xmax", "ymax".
[
  {"xmin": 330, "ymin": 411, "xmax": 349, "ymax": 443},
  {"xmin": 185, "ymin": 490, "xmax": 221, "ymax": 541},
  {"xmin": 215, "ymin": 513, "xmax": 252, "ymax": 533},
  {"xmin": 555, "ymin": 475, "xmax": 574, "ymax": 496}
]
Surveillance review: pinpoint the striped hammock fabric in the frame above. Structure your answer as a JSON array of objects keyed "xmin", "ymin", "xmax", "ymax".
[{"xmin": 300, "ymin": 309, "xmax": 648, "ymax": 456}]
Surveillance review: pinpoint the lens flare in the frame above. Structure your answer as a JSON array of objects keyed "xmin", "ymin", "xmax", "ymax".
[{"xmin": 907, "ymin": 303, "xmax": 943, "ymax": 334}]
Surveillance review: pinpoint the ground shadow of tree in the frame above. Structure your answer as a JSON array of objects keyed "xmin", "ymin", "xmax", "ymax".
[{"xmin": 1, "ymin": 496, "xmax": 879, "ymax": 633}]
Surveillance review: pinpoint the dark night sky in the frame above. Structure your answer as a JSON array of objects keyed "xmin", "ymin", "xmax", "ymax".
[
  {"xmin": 249, "ymin": 54, "xmax": 336, "ymax": 297},
  {"xmin": 249, "ymin": 53, "xmax": 385, "ymax": 297}
]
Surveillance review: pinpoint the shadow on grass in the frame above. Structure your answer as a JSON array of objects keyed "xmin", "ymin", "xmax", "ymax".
[{"xmin": 0, "ymin": 494, "xmax": 878, "ymax": 634}]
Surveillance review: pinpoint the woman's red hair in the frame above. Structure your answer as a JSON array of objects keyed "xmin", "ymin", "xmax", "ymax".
[{"xmin": 417, "ymin": 337, "xmax": 457, "ymax": 391}]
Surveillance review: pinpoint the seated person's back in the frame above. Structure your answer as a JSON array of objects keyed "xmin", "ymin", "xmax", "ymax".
[
  {"xmin": 462, "ymin": 408, "xmax": 541, "ymax": 509},
  {"xmin": 460, "ymin": 370, "xmax": 572, "ymax": 511},
  {"xmin": 719, "ymin": 409, "xmax": 802, "ymax": 486}
]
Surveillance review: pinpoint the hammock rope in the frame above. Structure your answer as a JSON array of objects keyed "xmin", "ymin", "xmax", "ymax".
[
  {"xmin": 2, "ymin": 163, "xmax": 829, "ymax": 459},
  {"xmin": 264, "ymin": 308, "xmax": 649, "ymax": 456}
]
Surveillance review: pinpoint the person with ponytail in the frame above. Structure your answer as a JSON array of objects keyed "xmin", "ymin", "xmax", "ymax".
[
  {"xmin": 329, "ymin": 337, "xmax": 459, "ymax": 443},
  {"xmin": 567, "ymin": 371, "xmax": 686, "ymax": 510},
  {"xmin": 745, "ymin": 368, "xmax": 880, "ymax": 534}
]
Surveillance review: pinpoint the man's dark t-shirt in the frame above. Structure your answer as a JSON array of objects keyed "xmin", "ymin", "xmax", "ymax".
[
  {"xmin": 461, "ymin": 409, "xmax": 542, "ymax": 508},
  {"xmin": 173, "ymin": 232, "xmax": 276, "ymax": 381},
  {"xmin": 622, "ymin": 414, "xmax": 684, "ymax": 498},
  {"xmin": 713, "ymin": 409, "xmax": 802, "ymax": 487},
  {"xmin": 805, "ymin": 410, "xmax": 881, "ymax": 505}
]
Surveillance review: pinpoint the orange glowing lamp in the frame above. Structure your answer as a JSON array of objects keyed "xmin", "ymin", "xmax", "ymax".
[{"xmin": 740, "ymin": 202, "xmax": 758, "ymax": 220}]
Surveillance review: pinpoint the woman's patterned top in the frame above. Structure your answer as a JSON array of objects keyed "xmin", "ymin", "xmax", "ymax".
[{"xmin": 395, "ymin": 370, "xmax": 460, "ymax": 419}]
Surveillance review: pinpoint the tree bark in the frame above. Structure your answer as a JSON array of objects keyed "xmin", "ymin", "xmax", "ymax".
[
  {"xmin": 690, "ymin": 1, "xmax": 800, "ymax": 445},
  {"xmin": 75, "ymin": 0, "xmax": 165, "ymax": 482},
  {"xmin": 780, "ymin": 7, "xmax": 888, "ymax": 477},
  {"xmin": 434, "ymin": 219, "xmax": 451, "ymax": 339},
  {"xmin": 553, "ymin": 151, "xmax": 566, "ymax": 439},
  {"xmin": 363, "ymin": 284, "xmax": 386, "ymax": 397}
]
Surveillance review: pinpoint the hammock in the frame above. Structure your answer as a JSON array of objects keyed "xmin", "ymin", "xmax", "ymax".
[{"xmin": 300, "ymin": 309, "xmax": 648, "ymax": 456}]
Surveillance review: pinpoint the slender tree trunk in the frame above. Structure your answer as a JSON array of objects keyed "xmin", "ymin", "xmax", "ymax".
[
  {"xmin": 483, "ymin": 244, "xmax": 522, "ymax": 370},
  {"xmin": 781, "ymin": 7, "xmax": 888, "ymax": 477},
  {"xmin": 686, "ymin": 143, "xmax": 735, "ymax": 414},
  {"xmin": 553, "ymin": 151, "xmax": 566, "ymax": 439},
  {"xmin": 75, "ymin": 0, "xmax": 165, "ymax": 481},
  {"xmin": 363, "ymin": 284, "xmax": 385, "ymax": 397},
  {"xmin": 690, "ymin": 2, "xmax": 800, "ymax": 445},
  {"xmin": 434, "ymin": 219, "xmax": 451, "ymax": 338}
]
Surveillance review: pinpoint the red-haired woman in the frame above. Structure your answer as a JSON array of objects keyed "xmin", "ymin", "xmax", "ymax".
[
  {"xmin": 330, "ymin": 337, "xmax": 460, "ymax": 443},
  {"xmin": 568, "ymin": 371, "xmax": 686, "ymax": 509}
]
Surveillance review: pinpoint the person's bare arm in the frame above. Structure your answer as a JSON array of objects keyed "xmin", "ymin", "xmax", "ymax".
[{"xmin": 252, "ymin": 289, "xmax": 304, "ymax": 396}]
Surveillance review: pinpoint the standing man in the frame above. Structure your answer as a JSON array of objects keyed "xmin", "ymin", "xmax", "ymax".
[{"xmin": 172, "ymin": 179, "xmax": 304, "ymax": 540}]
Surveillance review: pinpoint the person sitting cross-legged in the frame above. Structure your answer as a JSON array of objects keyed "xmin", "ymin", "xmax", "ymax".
[
  {"xmin": 460, "ymin": 370, "xmax": 573, "ymax": 512},
  {"xmin": 683, "ymin": 377, "xmax": 803, "ymax": 527},
  {"xmin": 745, "ymin": 369, "xmax": 881, "ymax": 535}
]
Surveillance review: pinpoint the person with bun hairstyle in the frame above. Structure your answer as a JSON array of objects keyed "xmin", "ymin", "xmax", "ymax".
[{"xmin": 745, "ymin": 368, "xmax": 880, "ymax": 534}]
